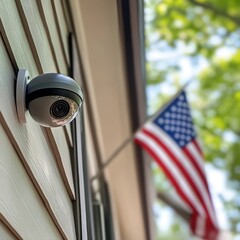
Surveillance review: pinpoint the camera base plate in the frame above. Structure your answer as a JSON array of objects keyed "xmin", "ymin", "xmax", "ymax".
[{"xmin": 16, "ymin": 69, "xmax": 29, "ymax": 123}]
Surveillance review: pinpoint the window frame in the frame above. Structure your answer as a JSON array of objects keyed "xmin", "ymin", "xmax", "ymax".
[{"xmin": 69, "ymin": 33, "xmax": 96, "ymax": 240}]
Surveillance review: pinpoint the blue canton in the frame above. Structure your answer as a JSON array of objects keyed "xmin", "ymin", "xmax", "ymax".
[{"xmin": 153, "ymin": 91, "xmax": 196, "ymax": 147}]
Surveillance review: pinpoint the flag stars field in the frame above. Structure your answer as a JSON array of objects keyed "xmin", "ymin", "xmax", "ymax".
[{"xmin": 154, "ymin": 92, "xmax": 196, "ymax": 148}]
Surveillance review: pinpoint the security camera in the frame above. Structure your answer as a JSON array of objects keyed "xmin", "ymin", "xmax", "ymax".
[{"xmin": 16, "ymin": 69, "xmax": 84, "ymax": 127}]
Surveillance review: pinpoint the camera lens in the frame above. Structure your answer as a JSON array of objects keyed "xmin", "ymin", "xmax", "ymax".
[{"xmin": 50, "ymin": 100, "xmax": 70, "ymax": 119}]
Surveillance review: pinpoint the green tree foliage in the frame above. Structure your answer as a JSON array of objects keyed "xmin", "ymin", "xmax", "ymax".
[{"xmin": 145, "ymin": 0, "xmax": 240, "ymax": 236}]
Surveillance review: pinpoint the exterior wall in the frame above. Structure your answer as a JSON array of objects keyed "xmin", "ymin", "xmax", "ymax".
[
  {"xmin": 0, "ymin": 223, "xmax": 18, "ymax": 240},
  {"xmin": 69, "ymin": 0, "xmax": 148, "ymax": 239},
  {"xmin": 0, "ymin": 0, "xmax": 150, "ymax": 239},
  {"xmin": 0, "ymin": 0, "xmax": 76, "ymax": 239}
]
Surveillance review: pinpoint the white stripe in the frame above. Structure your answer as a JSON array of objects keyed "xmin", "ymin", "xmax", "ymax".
[
  {"xmin": 135, "ymin": 131, "xmax": 205, "ymax": 217},
  {"xmin": 187, "ymin": 142, "xmax": 205, "ymax": 172},
  {"xmin": 195, "ymin": 216, "xmax": 206, "ymax": 237},
  {"xmin": 144, "ymin": 123, "xmax": 215, "ymax": 217},
  {"xmin": 195, "ymin": 139, "xmax": 204, "ymax": 154},
  {"xmin": 187, "ymin": 143, "xmax": 218, "ymax": 226}
]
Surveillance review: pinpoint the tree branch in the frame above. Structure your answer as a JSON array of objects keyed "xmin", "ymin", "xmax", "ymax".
[
  {"xmin": 188, "ymin": 0, "xmax": 240, "ymax": 26},
  {"xmin": 156, "ymin": 191, "xmax": 191, "ymax": 222}
]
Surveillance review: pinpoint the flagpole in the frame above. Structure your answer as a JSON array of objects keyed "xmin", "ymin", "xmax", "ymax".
[
  {"xmin": 91, "ymin": 81, "xmax": 192, "ymax": 181},
  {"xmin": 148, "ymin": 80, "xmax": 192, "ymax": 120},
  {"xmin": 91, "ymin": 136, "xmax": 134, "ymax": 181}
]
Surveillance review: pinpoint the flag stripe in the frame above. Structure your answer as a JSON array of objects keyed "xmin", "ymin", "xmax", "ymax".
[
  {"xmin": 184, "ymin": 143, "xmax": 217, "ymax": 224},
  {"xmin": 183, "ymin": 145, "xmax": 207, "ymax": 189},
  {"xmin": 185, "ymin": 143, "xmax": 209, "ymax": 191},
  {"xmin": 185, "ymin": 143, "xmax": 215, "ymax": 204},
  {"xmin": 193, "ymin": 139, "xmax": 203, "ymax": 156},
  {"xmin": 135, "ymin": 131, "xmax": 205, "ymax": 216},
  {"xmin": 186, "ymin": 143, "xmax": 217, "ymax": 221},
  {"xmin": 141, "ymin": 126, "xmax": 216, "ymax": 227},
  {"xmin": 134, "ymin": 134, "xmax": 209, "ymax": 237},
  {"xmin": 185, "ymin": 143, "xmax": 216, "ymax": 210},
  {"xmin": 195, "ymin": 215, "xmax": 206, "ymax": 237},
  {"xmin": 186, "ymin": 142, "xmax": 205, "ymax": 174},
  {"xmin": 144, "ymin": 122, "xmax": 215, "ymax": 221},
  {"xmin": 184, "ymin": 148, "xmax": 216, "ymax": 225}
]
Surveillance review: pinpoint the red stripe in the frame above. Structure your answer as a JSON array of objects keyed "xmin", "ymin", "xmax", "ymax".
[
  {"xmin": 134, "ymin": 137, "xmax": 198, "ymax": 220},
  {"xmin": 192, "ymin": 139, "xmax": 203, "ymax": 156},
  {"xmin": 183, "ymin": 145, "xmax": 216, "ymax": 215},
  {"xmin": 183, "ymin": 146, "xmax": 210, "ymax": 193},
  {"xmin": 191, "ymin": 139, "xmax": 218, "ymax": 225},
  {"xmin": 135, "ymin": 129, "xmax": 218, "ymax": 238},
  {"xmin": 141, "ymin": 129, "xmax": 215, "ymax": 228},
  {"xmin": 187, "ymin": 139, "xmax": 214, "ymax": 205}
]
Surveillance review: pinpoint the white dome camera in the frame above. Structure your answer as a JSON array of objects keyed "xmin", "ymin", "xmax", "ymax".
[{"xmin": 16, "ymin": 69, "xmax": 84, "ymax": 127}]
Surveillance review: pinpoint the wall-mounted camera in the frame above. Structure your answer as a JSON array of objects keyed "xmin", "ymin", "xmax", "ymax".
[{"xmin": 16, "ymin": 69, "xmax": 84, "ymax": 127}]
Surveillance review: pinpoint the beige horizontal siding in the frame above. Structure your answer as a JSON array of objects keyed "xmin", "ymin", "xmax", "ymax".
[
  {"xmin": 51, "ymin": 0, "xmax": 70, "ymax": 65},
  {"xmin": 0, "ymin": 0, "xmax": 76, "ymax": 238},
  {"xmin": 0, "ymin": 34, "xmax": 75, "ymax": 240},
  {"xmin": 0, "ymin": 124, "xmax": 64, "ymax": 240},
  {"xmin": 0, "ymin": 222, "xmax": 18, "ymax": 240}
]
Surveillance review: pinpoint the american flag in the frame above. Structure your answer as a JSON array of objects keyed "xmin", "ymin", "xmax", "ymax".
[{"xmin": 134, "ymin": 90, "xmax": 219, "ymax": 239}]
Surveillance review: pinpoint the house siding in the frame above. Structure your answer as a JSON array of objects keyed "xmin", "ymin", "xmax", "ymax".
[{"xmin": 0, "ymin": 0, "xmax": 76, "ymax": 239}]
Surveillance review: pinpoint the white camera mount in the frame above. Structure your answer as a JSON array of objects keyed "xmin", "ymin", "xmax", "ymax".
[{"xmin": 16, "ymin": 69, "xmax": 29, "ymax": 124}]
